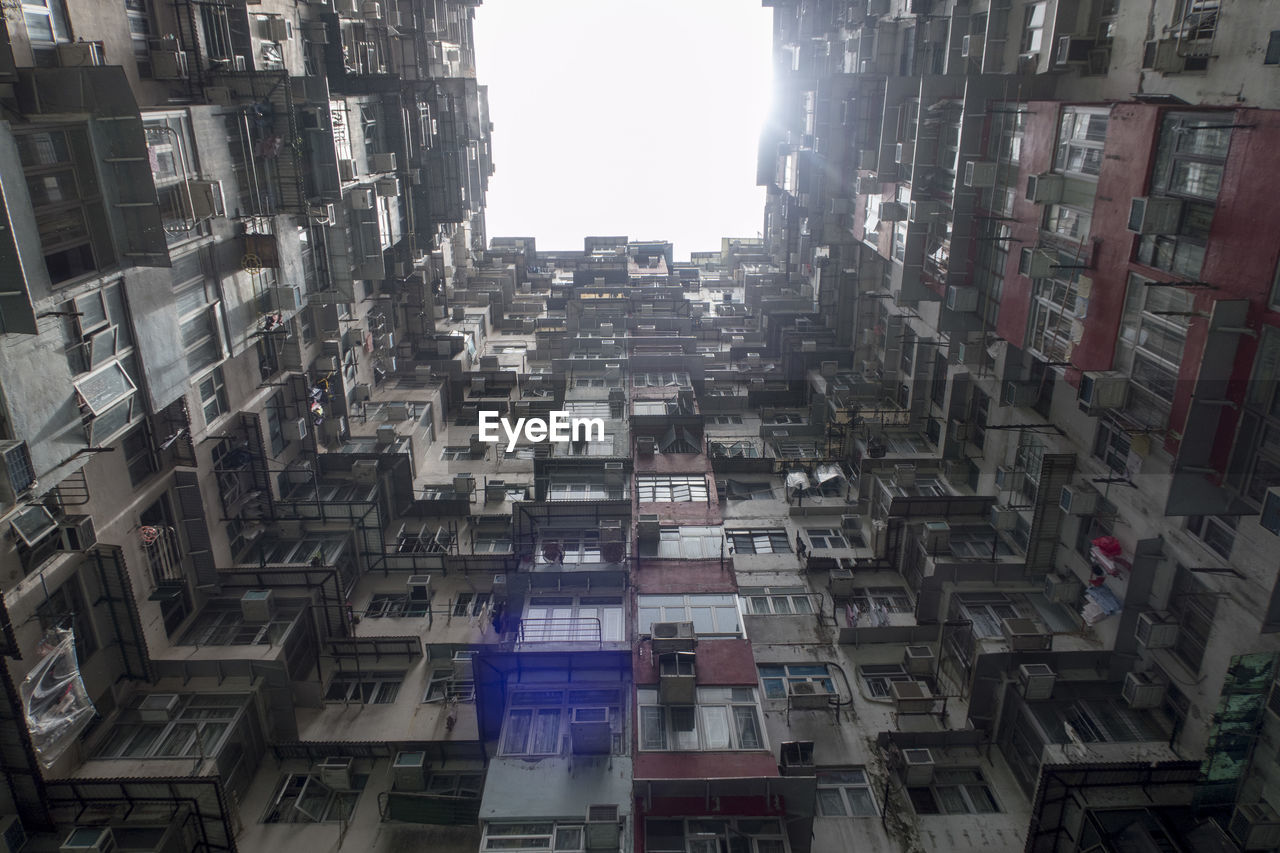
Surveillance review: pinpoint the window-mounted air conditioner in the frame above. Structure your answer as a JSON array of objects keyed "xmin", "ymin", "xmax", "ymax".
[
  {"xmin": 779, "ymin": 740, "xmax": 815, "ymax": 776},
  {"xmin": 921, "ymin": 520, "xmax": 950, "ymax": 552},
  {"xmin": 1002, "ymin": 617, "xmax": 1051, "ymax": 651},
  {"xmin": 1135, "ymin": 611, "xmax": 1179, "ymax": 649},
  {"xmin": 370, "ymin": 152, "xmax": 397, "ymax": 173},
  {"xmin": 894, "ymin": 464, "xmax": 917, "ymax": 487},
  {"xmin": 56, "ymin": 42, "xmax": 104, "ymax": 67},
  {"xmin": 56, "ymin": 515, "xmax": 97, "ymax": 551},
  {"xmin": 0, "ymin": 815, "xmax": 26, "ymax": 853},
  {"xmin": 658, "ymin": 652, "xmax": 696, "ymax": 704},
  {"xmin": 788, "ymin": 680, "xmax": 834, "ymax": 710},
  {"xmin": 263, "ymin": 16, "xmax": 292, "ymax": 42},
  {"xmin": 185, "ymin": 180, "xmax": 226, "ymax": 220},
  {"xmin": 1019, "ymin": 663, "xmax": 1057, "ymax": 700},
  {"xmin": 829, "ymin": 567, "xmax": 855, "ymax": 597},
  {"xmin": 989, "ymin": 504, "xmax": 1018, "ymax": 531},
  {"xmin": 1044, "ymin": 573, "xmax": 1081, "ymax": 603},
  {"xmin": 1026, "ymin": 173, "xmax": 1064, "ymax": 203},
  {"xmin": 1143, "ymin": 38, "xmax": 1185, "ymax": 73},
  {"xmin": 150, "ymin": 48, "xmax": 189, "ymax": 79},
  {"xmin": 350, "ymin": 459, "xmax": 379, "ymax": 485},
  {"xmin": 636, "ymin": 435, "xmax": 655, "ymax": 456},
  {"xmin": 59, "ymin": 828, "xmax": 115, "ymax": 853},
  {"xmin": 376, "ymin": 177, "xmax": 400, "ymax": 197},
  {"xmin": 450, "ymin": 650, "xmax": 474, "ymax": 680},
  {"xmin": 351, "ymin": 187, "xmax": 376, "ymax": 209},
  {"xmin": 637, "ymin": 514, "xmax": 660, "ymax": 541},
  {"xmin": 1055, "ymin": 35, "xmax": 1096, "ymax": 65},
  {"xmin": 1128, "ymin": 196, "xmax": 1182, "ymax": 234},
  {"xmin": 900, "ymin": 748, "xmax": 934, "ymax": 785},
  {"xmin": 406, "ymin": 574, "xmax": 432, "ymax": 601},
  {"xmin": 891, "ymin": 681, "xmax": 933, "ymax": 715},
  {"xmin": 1230, "ymin": 802, "xmax": 1280, "ymax": 851},
  {"xmin": 994, "ymin": 466, "xmax": 1025, "ymax": 492},
  {"xmin": 963, "ymin": 160, "xmax": 998, "ymax": 188},
  {"xmin": 338, "ymin": 158, "xmax": 358, "ymax": 182},
  {"xmin": 1019, "ymin": 247, "xmax": 1056, "ymax": 278},
  {"xmin": 240, "ymin": 589, "xmax": 275, "ymax": 622},
  {"xmin": 584, "ymin": 805, "xmax": 621, "ymax": 851},
  {"xmin": 570, "ymin": 707, "xmax": 612, "ymax": 755},
  {"xmin": 945, "ymin": 285, "xmax": 978, "ymax": 312},
  {"xmin": 1122, "ymin": 670, "xmax": 1166, "ymax": 709},
  {"xmin": 650, "ymin": 621, "xmax": 695, "ymax": 655},
  {"xmin": 392, "ymin": 750, "xmax": 426, "ymax": 791},
  {"xmin": 1078, "ymin": 371, "xmax": 1128, "ymax": 410},
  {"xmin": 948, "ymin": 420, "xmax": 970, "ymax": 443},
  {"xmin": 841, "ymin": 514, "xmax": 861, "ymax": 532},
  {"xmin": 961, "ymin": 34, "xmax": 983, "ymax": 58},
  {"xmin": 903, "ymin": 645, "xmax": 934, "ymax": 675},
  {"xmin": 1003, "ymin": 381, "xmax": 1039, "ymax": 407},
  {"xmin": 894, "ymin": 141, "xmax": 913, "ymax": 165},
  {"xmin": 879, "ymin": 201, "xmax": 909, "ymax": 221},
  {"xmin": 1059, "ymin": 484, "xmax": 1100, "ymax": 515},
  {"xmin": 138, "ymin": 693, "xmax": 180, "ymax": 722},
  {"xmin": 317, "ymin": 756, "xmax": 354, "ymax": 790},
  {"xmin": 858, "ymin": 149, "xmax": 880, "ymax": 171}
]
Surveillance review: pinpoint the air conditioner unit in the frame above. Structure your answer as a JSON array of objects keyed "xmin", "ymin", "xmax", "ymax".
[
  {"xmin": 894, "ymin": 141, "xmax": 913, "ymax": 165},
  {"xmin": 56, "ymin": 42, "xmax": 104, "ymax": 67},
  {"xmin": 1044, "ymin": 573, "xmax": 1081, "ymax": 603},
  {"xmin": 350, "ymin": 459, "xmax": 379, "ymax": 485},
  {"xmin": 453, "ymin": 474, "xmax": 473, "ymax": 494},
  {"xmin": 658, "ymin": 652, "xmax": 697, "ymax": 704},
  {"xmin": 948, "ymin": 420, "xmax": 970, "ymax": 443},
  {"xmin": 779, "ymin": 740, "xmax": 815, "ymax": 776},
  {"xmin": 961, "ymin": 33, "xmax": 983, "ymax": 58},
  {"xmin": 338, "ymin": 158, "xmax": 358, "ymax": 182},
  {"xmin": 909, "ymin": 199, "xmax": 941, "ymax": 222},
  {"xmin": 891, "ymin": 681, "xmax": 933, "ymax": 715},
  {"xmin": 963, "ymin": 160, "xmax": 998, "ymax": 188},
  {"xmin": 352, "ymin": 382, "xmax": 371, "ymax": 403},
  {"xmin": 1230, "ymin": 803, "xmax": 1280, "ymax": 851},
  {"xmin": 879, "ymin": 202, "xmax": 909, "ymax": 221},
  {"xmin": 275, "ymin": 519, "xmax": 303, "ymax": 540},
  {"xmin": 894, "ymin": 464, "xmax": 916, "ymax": 487},
  {"xmin": 1019, "ymin": 247, "xmax": 1056, "ymax": 278},
  {"xmin": 570, "ymin": 707, "xmax": 612, "ymax": 755},
  {"xmin": 945, "ymin": 285, "xmax": 978, "ymax": 313},
  {"xmin": 903, "ymin": 645, "xmax": 934, "ymax": 675},
  {"xmin": 1025, "ymin": 173, "xmax": 1064, "ymax": 203},
  {"xmin": 898, "ymin": 747, "xmax": 934, "ymax": 785},
  {"xmin": 989, "ymin": 505, "xmax": 1019, "ymax": 531},
  {"xmin": 841, "ymin": 514, "xmax": 861, "ymax": 533},
  {"xmin": 1078, "ymin": 371, "xmax": 1129, "ymax": 410},
  {"xmin": 995, "ymin": 466, "xmax": 1026, "ymax": 492},
  {"xmin": 270, "ymin": 285, "xmax": 304, "ymax": 313},
  {"xmin": 376, "ymin": 177, "xmax": 400, "ymax": 197},
  {"xmin": 1262, "ymin": 486, "xmax": 1280, "ymax": 536},
  {"xmin": 1135, "ymin": 611, "xmax": 1179, "ymax": 649},
  {"xmin": 602, "ymin": 463, "xmax": 626, "ymax": 485},
  {"xmin": 829, "ymin": 567, "xmax": 855, "ymax": 597},
  {"xmin": 59, "ymin": 828, "xmax": 115, "ymax": 853},
  {"xmin": 922, "ymin": 520, "xmax": 950, "ymax": 552},
  {"xmin": 1144, "ymin": 38, "xmax": 1185, "ymax": 73},
  {"xmin": 858, "ymin": 149, "xmax": 879, "ymax": 171},
  {"xmin": 451, "ymin": 650, "xmax": 474, "ymax": 680},
  {"xmin": 370, "ymin": 152, "xmax": 397, "ymax": 173},
  {"xmin": 1003, "ymin": 381, "xmax": 1039, "ymax": 407},
  {"xmin": 1018, "ymin": 663, "xmax": 1057, "ymax": 700},
  {"xmin": 317, "ymin": 756, "xmax": 354, "ymax": 790},
  {"xmin": 240, "ymin": 589, "xmax": 275, "ymax": 622},
  {"xmin": 1059, "ymin": 484, "xmax": 1100, "ymax": 515},
  {"xmin": 406, "ymin": 574, "xmax": 432, "ymax": 601},
  {"xmin": 491, "ymin": 574, "xmax": 508, "ymax": 603},
  {"xmin": 872, "ymin": 520, "xmax": 888, "ymax": 558},
  {"xmin": 392, "ymin": 750, "xmax": 426, "ymax": 791},
  {"xmin": 584, "ymin": 805, "xmax": 621, "ymax": 851},
  {"xmin": 361, "ymin": 0, "xmax": 381, "ymax": 18},
  {"xmin": 636, "ymin": 435, "xmax": 655, "ymax": 455},
  {"xmin": 386, "ymin": 402, "xmax": 409, "ymax": 421},
  {"xmin": 651, "ymin": 621, "xmax": 695, "ymax": 655},
  {"xmin": 0, "ymin": 815, "xmax": 26, "ymax": 853},
  {"xmin": 637, "ymin": 514, "xmax": 660, "ymax": 542},
  {"xmin": 150, "ymin": 49, "xmax": 189, "ymax": 79},
  {"xmin": 264, "ymin": 16, "xmax": 292, "ymax": 41},
  {"xmin": 138, "ymin": 693, "xmax": 180, "ymax": 722},
  {"xmin": 788, "ymin": 680, "xmax": 833, "ymax": 710},
  {"xmin": 185, "ymin": 180, "xmax": 226, "ymax": 220},
  {"xmin": 56, "ymin": 515, "xmax": 97, "ymax": 551},
  {"xmin": 351, "ymin": 187, "xmax": 375, "ymax": 209},
  {"xmin": 1122, "ymin": 671, "xmax": 1167, "ymax": 709},
  {"xmin": 1127, "ymin": 196, "xmax": 1183, "ymax": 234},
  {"xmin": 856, "ymin": 175, "xmax": 879, "ymax": 195},
  {"xmin": 1002, "ymin": 617, "xmax": 1051, "ymax": 651}
]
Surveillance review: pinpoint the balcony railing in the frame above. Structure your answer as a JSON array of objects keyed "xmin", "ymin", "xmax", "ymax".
[{"xmin": 517, "ymin": 617, "xmax": 602, "ymax": 645}]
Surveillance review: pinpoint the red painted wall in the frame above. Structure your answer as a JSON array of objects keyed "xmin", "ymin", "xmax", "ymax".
[
  {"xmin": 633, "ymin": 638, "xmax": 759, "ymax": 685},
  {"xmin": 631, "ymin": 753, "xmax": 781, "ymax": 783},
  {"xmin": 633, "ymin": 559, "xmax": 737, "ymax": 594}
]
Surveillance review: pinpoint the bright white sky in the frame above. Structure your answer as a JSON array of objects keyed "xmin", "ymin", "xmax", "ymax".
[{"xmin": 473, "ymin": 0, "xmax": 773, "ymax": 261}]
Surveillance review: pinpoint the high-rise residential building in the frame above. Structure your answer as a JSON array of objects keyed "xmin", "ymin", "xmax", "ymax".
[{"xmin": 2, "ymin": 1, "xmax": 1280, "ymax": 853}]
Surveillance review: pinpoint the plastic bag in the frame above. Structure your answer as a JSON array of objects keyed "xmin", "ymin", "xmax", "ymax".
[{"xmin": 20, "ymin": 627, "xmax": 96, "ymax": 768}]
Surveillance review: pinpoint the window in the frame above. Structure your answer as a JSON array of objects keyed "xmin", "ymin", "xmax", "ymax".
[
  {"xmin": 633, "ymin": 371, "xmax": 691, "ymax": 387},
  {"xmin": 638, "ymin": 474, "xmax": 708, "ymax": 502},
  {"xmin": 758, "ymin": 663, "xmax": 834, "ymax": 700},
  {"xmin": 859, "ymin": 664, "xmax": 919, "ymax": 698},
  {"xmin": 441, "ymin": 446, "xmax": 471, "ymax": 461},
  {"xmin": 522, "ymin": 595, "xmax": 623, "ymax": 643},
  {"xmin": 726, "ymin": 528, "xmax": 789, "ymax": 554},
  {"xmin": 266, "ymin": 391, "xmax": 288, "ymax": 456},
  {"xmin": 805, "ymin": 528, "xmax": 848, "ymax": 549},
  {"xmin": 1055, "ymin": 108, "xmax": 1109, "ymax": 177},
  {"xmin": 198, "ymin": 367, "xmax": 228, "ymax": 424},
  {"xmin": 955, "ymin": 592, "xmax": 1021, "ymax": 638},
  {"xmin": 362, "ymin": 593, "xmax": 428, "ymax": 618},
  {"xmin": 548, "ymin": 477, "xmax": 616, "ymax": 501},
  {"xmin": 1266, "ymin": 31, "xmax": 1280, "ymax": 65},
  {"xmin": 482, "ymin": 822, "xmax": 587, "ymax": 851},
  {"xmin": 947, "ymin": 526, "xmax": 1014, "ymax": 559},
  {"xmin": 850, "ymin": 587, "xmax": 913, "ymax": 614},
  {"xmin": 908, "ymin": 768, "xmax": 1000, "ymax": 814},
  {"xmin": 649, "ymin": 526, "xmax": 723, "ymax": 559},
  {"xmin": 36, "ymin": 579, "xmax": 98, "ymax": 662},
  {"xmin": 261, "ymin": 773, "xmax": 367, "ymax": 824},
  {"xmin": 709, "ymin": 415, "xmax": 744, "ymax": 424},
  {"xmin": 1020, "ymin": 2, "xmax": 1046, "ymax": 52},
  {"xmin": 94, "ymin": 693, "xmax": 246, "ymax": 759},
  {"xmin": 536, "ymin": 530, "xmax": 601, "ymax": 564},
  {"xmin": 711, "ymin": 441, "xmax": 761, "ymax": 459},
  {"xmin": 724, "ymin": 480, "xmax": 772, "ymax": 500},
  {"xmin": 502, "ymin": 447, "xmax": 535, "ymax": 460},
  {"xmin": 472, "ymin": 534, "xmax": 511, "ymax": 553},
  {"xmin": 967, "ymin": 389, "xmax": 990, "ymax": 450},
  {"xmin": 1167, "ymin": 564, "xmax": 1215, "ymax": 672},
  {"xmin": 1115, "ymin": 276, "xmax": 1191, "ymax": 430},
  {"xmin": 179, "ymin": 599, "xmax": 294, "ymax": 645},
  {"xmin": 122, "ymin": 424, "xmax": 157, "ymax": 486},
  {"xmin": 638, "ymin": 687, "xmax": 765, "ymax": 751},
  {"xmin": 500, "ymin": 687, "xmax": 622, "ymax": 756},
  {"xmin": 17, "ymin": 128, "xmax": 114, "ymax": 281},
  {"xmin": 22, "ymin": 0, "xmax": 71, "ymax": 61},
  {"xmin": 638, "ymin": 593, "xmax": 741, "ymax": 636},
  {"xmin": 739, "ymin": 587, "xmax": 814, "ymax": 616},
  {"xmin": 324, "ymin": 671, "xmax": 403, "ymax": 704},
  {"xmin": 775, "ymin": 440, "xmax": 821, "ymax": 459},
  {"xmin": 645, "ymin": 819, "xmax": 786, "ymax": 853},
  {"xmin": 452, "ymin": 592, "xmax": 493, "ymax": 617},
  {"xmin": 1094, "ymin": 419, "xmax": 1134, "ymax": 474},
  {"xmin": 817, "ymin": 769, "xmax": 878, "ymax": 817},
  {"xmin": 423, "ymin": 668, "xmax": 474, "ymax": 702}
]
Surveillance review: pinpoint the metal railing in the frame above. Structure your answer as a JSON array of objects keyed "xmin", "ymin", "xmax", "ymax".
[{"xmin": 517, "ymin": 617, "xmax": 603, "ymax": 645}]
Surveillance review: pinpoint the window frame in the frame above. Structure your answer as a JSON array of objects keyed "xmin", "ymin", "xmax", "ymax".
[
  {"xmin": 908, "ymin": 767, "xmax": 1001, "ymax": 815},
  {"xmin": 637, "ymin": 474, "xmax": 709, "ymax": 503},
  {"xmin": 637, "ymin": 686, "xmax": 767, "ymax": 752},
  {"xmin": 323, "ymin": 671, "xmax": 404, "ymax": 704},
  {"xmin": 637, "ymin": 593, "xmax": 741, "ymax": 637},
  {"xmin": 816, "ymin": 768, "xmax": 879, "ymax": 817},
  {"xmin": 726, "ymin": 528, "xmax": 790, "ymax": 555}
]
